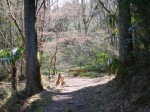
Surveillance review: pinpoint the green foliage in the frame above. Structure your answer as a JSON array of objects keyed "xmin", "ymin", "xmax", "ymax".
[
  {"xmin": 108, "ymin": 58, "xmax": 125, "ymax": 75},
  {"xmin": 0, "ymin": 47, "xmax": 24, "ymax": 81},
  {"xmin": 80, "ymin": 52, "xmax": 111, "ymax": 73},
  {"xmin": 92, "ymin": 52, "xmax": 110, "ymax": 71},
  {"xmin": 0, "ymin": 49, "xmax": 11, "ymax": 58},
  {"xmin": 84, "ymin": 65, "xmax": 100, "ymax": 71},
  {"xmin": 14, "ymin": 47, "xmax": 25, "ymax": 61},
  {"xmin": 0, "ymin": 47, "xmax": 24, "ymax": 62},
  {"xmin": 79, "ymin": 72, "xmax": 97, "ymax": 78},
  {"xmin": 114, "ymin": 28, "xmax": 119, "ymax": 36},
  {"xmin": 97, "ymin": 52, "xmax": 109, "ymax": 63}
]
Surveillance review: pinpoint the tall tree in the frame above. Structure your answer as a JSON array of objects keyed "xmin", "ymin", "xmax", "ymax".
[
  {"xmin": 81, "ymin": 0, "xmax": 88, "ymax": 35},
  {"xmin": 118, "ymin": 0, "xmax": 133, "ymax": 65},
  {"xmin": 24, "ymin": 0, "xmax": 43, "ymax": 96}
]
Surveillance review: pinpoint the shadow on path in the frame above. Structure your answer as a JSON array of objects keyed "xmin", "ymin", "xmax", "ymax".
[{"xmin": 42, "ymin": 76, "xmax": 118, "ymax": 112}]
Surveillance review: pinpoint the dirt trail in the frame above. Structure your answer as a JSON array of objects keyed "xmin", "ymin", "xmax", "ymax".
[{"xmin": 44, "ymin": 76, "xmax": 115, "ymax": 112}]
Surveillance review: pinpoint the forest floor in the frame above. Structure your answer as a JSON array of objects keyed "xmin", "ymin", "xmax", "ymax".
[
  {"xmin": 40, "ymin": 72, "xmax": 150, "ymax": 112},
  {"xmin": 2, "ymin": 71, "xmax": 150, "ymax": 112},
  {"xmin": 1, "ymin": 74, "xmax": 117, "ymax": 112},
  {"xmin": 42, "ymin": 75, "xmax": 117, "ymax": 112}
]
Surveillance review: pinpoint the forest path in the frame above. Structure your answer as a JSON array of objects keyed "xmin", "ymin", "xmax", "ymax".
[{"xmin": 44, "ymin": 75, "xmax": 115, "ymax": 112}]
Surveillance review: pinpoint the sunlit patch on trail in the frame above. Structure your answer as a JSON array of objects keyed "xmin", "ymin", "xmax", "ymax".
[{"xmin": 52, "ymin": 95, "xmax": 72, "ymax": 101}]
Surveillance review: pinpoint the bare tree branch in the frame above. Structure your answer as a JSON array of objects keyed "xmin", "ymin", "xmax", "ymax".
[
  {"xmin": 97, "ymin": 0, "xmax": 111, "ymax": 14},
  {"xmin": 86, "ymin": 4, "xmax": 99, "ymax": 31},
  {"xmin": 35, "ymin": 0, "xmax": 39, "ymax": 13},
  {"xmin": 0, "ymin": 29, "xmax": 13, "ymax": 47},
  {"xmin": 36, "ymin": 0, "xmax": 57, "ymax": 14},
  {"xmin": 6, "ymin": 0, "xmax": 25, "ymax": 43}
]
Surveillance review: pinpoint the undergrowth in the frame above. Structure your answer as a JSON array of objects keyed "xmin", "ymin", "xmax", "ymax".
[
  {"xmin": 3, "ymin": 89, "xmax": 53, "ymax": 112},
  {"xmin": 79, "ymin": 72, "xmax": 98, "ymax": 78},
  {"xmin": 4, "ymin": 90, "xmax": 27, "ymax": 112}
]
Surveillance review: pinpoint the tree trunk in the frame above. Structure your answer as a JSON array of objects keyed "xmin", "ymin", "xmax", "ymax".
[
  {"xmin": 10, "ymin": 20, "xmax": 18, "ymax": 92},
  {"xmin": 118, "ymin": 0, "xmax": 133, "ymax": 65},
  {"xmin": 52, "ymin": 55, "xmax": 57, "ymax": 75},
  {"xmin": 11, "ymin": 61, "xmax": 17, "ymax": 91},
  {"xmin": 81, "ymin": 0, "xmax": 88, "ymax": 35},
  {"xmin": 24, "ymin": 0, "xmax": 43, "ymax": 96}
]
